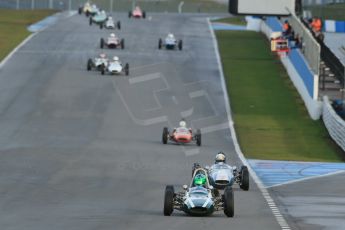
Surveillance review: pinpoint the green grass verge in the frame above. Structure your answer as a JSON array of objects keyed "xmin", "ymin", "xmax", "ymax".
[
  {"xmin": 0, "ymin": 9, "xmax": 56, "ymax": 61},
  {"xmin": 305, "ymin": 3, "xmax": 345, "ymax": 20},
  {"xmin": 216, "ymin": 30, "xmax": 343, "ymax": 162},
  {"xmin": 213, "ymin": 16, "xmax": 246, "ymax": 26}
]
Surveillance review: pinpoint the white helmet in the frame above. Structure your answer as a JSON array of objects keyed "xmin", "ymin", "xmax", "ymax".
[
  {"xmin": 179, "ymin": 120, "xmax": 186, "ymax": 127},
  {"xmin": 110, "ymin": 33, "xmax": 115, "ymax": 38},
  {"xmin": 108, "ymin": 16, "xmax": 112, "ymax": 20},
  {"xmin": 168, "ymin": 33, "xmax": 174, "ymax": 38},
  {"xmin": 99, "ymin": 53, "xmax": 106, "ymax": 58},
  {"xmin": 113, "ymin": 56, "xmax": 119, "ymax": 61},
  {"xmin": 215, "ymin": 152, "xmax": 226, "ymax": 163}
]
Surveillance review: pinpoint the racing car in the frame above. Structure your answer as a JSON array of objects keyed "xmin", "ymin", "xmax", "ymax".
[
  {"xmin": 78, "ymin": 2, "xmax": 98, "ymax": 17},
  {"xmin": 162, "ymin": 120, "xmax": 201, "ymax": 146},
  {"xmin": 128, "ymin": 6, "xmax": 146, "ymax": 18},
  {"xmin": 163, "ymin": 167, "xmax": 234, "ymax": 217},
  {"xmin": 100, "ymin": 33, "xmax": 124, "ymax": 49},
  {"xmin": 103, "ymin": 17, "xmax": 121, "ymax": 30},
  {"xmin": 87, "ymin": 53, "xmax": 108, "ymax": 71},
  {"xmin": 192, "ymin": 152, "xmax": 249, "ymax": 190},
  {"xmin": 158, "ymin": 33, "xmax": 183, "ymax": 50},
  {"xmin": 89, "ymin": 10, "xmax": 107, "ymax": 29},
  {"xmin": 101, "ymin": 56, "xmax": 129, "ymax": 76}
]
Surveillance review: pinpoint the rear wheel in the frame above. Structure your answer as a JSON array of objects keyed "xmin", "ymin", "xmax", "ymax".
[
  {"xmin": 143, "ymin": 11, "xmax": 146, "ymax": 18},
  {"xmin": 128, "ymin": 11, "xmax": 132, "ymax": 18},
  {"xmin": 101, "ymin": 64, "xmax": 105, "ymax": 75},
  {"xmin": 121, "ymin": 39, "xmax": 125, "ymax": 49},
  {"xmin": 196, "ymin": 129, "xmax": 201, "ymax": 146},
  {"xmin": 163, "ymin": 185, "xmax": 174, "ymax": 216},
  {"xmin": 124, "ymin": 63, "xmax": 129, "ymax": 76},
  {"xmin": 89, "ymin": 17, "xmax": 92, "ymax": 25},
  {"xmin": 100, "ymin": 38, "xmax": 104, "ymax": 49},
  {"xmin": 162, "ymin": 127, "xmax": 168, "ymax": 144},
  {"xmin": 78, "ymin": 7, "xmax": 82, "ymax": 15},
  {"xmin": 100, "ymin": 23, "xmax": 103, "ymax": 29},
  {"xmin": 223, "ymin": 186, "xmax": 234, "ymax": 217},
  {"xmin": 178, "ymin": 40, "xmax": 183, "ymax": 50},
  {"xmin": 117, "ymin": 21, "xmax": 121, "ymax": 30},
  {"xmin": 87, "ymin": 58, "xmax": 92, "ymax": 71},
  {"xmin": 158, "ymin": 38, "xmax": 162, "ymax": 49},
  {"xmin": 239, "ymin": 166, "xmax": 249, "ymax": 191}
]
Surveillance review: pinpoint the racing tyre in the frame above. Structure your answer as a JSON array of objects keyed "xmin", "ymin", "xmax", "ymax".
[
  {"xmin": 89, "ymin": 17, "xmax": 92, "ymax": 25},
  {"xmin": 78, "ymin": 7, "xmax": 82, "ymax": 15},
  {"xmin": 125, "ymin": 63, "xmax": 129, "ymax": 76},
  {"xmin": 196, "ymin": 129, "xmax": 201, "ymax": 146},
  {"xmin": 86, "ymin": 11, "xmax": 89, "ymax": 17},
  {"xmin": 239, "ymin": 166, "xmax": 249, "ymax": 191},
  {"xmin": 87, "ymin": 58, "xmax": 92, "ymax": 71},
  {"xmin": 143, "ymin": 11, "xmax": 146, "ymax": 19},
  {"xmin": 100, "ymin": 23, "xmax": 103, "ymax": 29},
  {"xmin": 158, "ymin": 38, "xmax": 162, "ymax": 49},
  {"xmin": 162, "ymin": 127, "xmax": 168, "ymax": 144},
  {"xmin": 121, "ymin": 39, "xmax": 125, "ymax": 49},
  {"xmin": 178, "ymin": 40, "xmax": 183, "ymax": 50},
  {"xmin": 117, "ymin": 21, "xmax": 121, "ymax": 30},
  {"xmin": 164, "ymin": 185, "xmax": 174, "ymax": 216},
  {"xmin": 100, "ymin": 38, "xmax": 104, "ymax": 49},
  {"xmin": 223, "ymin": 186, "xmax": 234, "ymax": 217},
  {"xmin": 128, "ymin": 11, "xmax": 132, "ymax": 18},
  {"xmin": 101, "ymin": 64, "xmax": 105, "ymax": 75}
]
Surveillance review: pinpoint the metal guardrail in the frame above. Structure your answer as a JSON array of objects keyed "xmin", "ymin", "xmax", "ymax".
[{"xmin": 323, "ymin": 96, "xmax": 345, "ymax": 152}]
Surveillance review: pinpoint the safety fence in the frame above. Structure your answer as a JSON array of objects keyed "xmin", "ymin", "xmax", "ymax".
[
  {"xmin": 324, "ymin": 20, "xmax": 345, "ymax": 32},
  {"xmin": 323, "ymin": 96, "xmax": 345, "ymax": 151},
  {"xmin": 0, "ymin": 0, "xmax": 227, "ymax": 13}
]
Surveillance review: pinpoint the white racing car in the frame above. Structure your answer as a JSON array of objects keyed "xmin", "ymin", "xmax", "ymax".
[
  {"xmin": 101, "ymin": 56, "xmax": 129, "ymax": 76},
  {"xmin": 104, "ymin": 17, "xmax": 121, "ymax": 30},
  {"xmin": 158, "ymin": 33, "xmax": 183, "ymax": 50},
  {"xmin": 100, "ymin": 33, "xmax": 124, "ymax": 49},
  {"xmin": 87, "ymin": 53, "xmax": 108, "ymax": 71}
]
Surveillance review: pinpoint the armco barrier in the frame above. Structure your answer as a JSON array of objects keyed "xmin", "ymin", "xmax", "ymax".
[
  {"xmin": 325, "ymin": 20, "xmax": 345, "ymax": 33},
  {"xmin": 323, "ymin": 96, "xmax": 345, "ymax": 152}
]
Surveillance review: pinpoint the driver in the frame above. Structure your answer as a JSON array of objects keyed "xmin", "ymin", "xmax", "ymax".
[
  {"xmin": 172, "ymin": 119, "xmax": 192, "ymax": 135},
  {"xmin": 193, "ymin": 174, "xmax": 207, "ymax": 188},
  {"xmin": 108, "ymin": 33, "xmax": 117, "ymax": 42},
  {"xmin": 215, "ymin": 151, "xmax": 226, "ymax": 164},
  {"xmin": 111, "ymin": 56, "xmax": 121, "ymax": 65},
  {"xmin": 98, "ymin": 53, "xmax": 108, "ymax": 65}
]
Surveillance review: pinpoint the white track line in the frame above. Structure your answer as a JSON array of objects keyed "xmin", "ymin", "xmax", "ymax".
[
  {"xmin": 207, "ymin": 18, "xmax": 291, "ymax": 230},
  {"xmin": 266, "ymin": 170, "xmax": 345, "ymax": 189}
]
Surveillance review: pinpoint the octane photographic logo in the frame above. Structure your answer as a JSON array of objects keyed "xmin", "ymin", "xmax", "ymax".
[{"xmin": 112, "ymin": 62, "xmax": 230, "ymax": 156}]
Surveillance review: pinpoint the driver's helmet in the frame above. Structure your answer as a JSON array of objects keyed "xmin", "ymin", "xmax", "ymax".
[
  {"xmin": 108, "ymin": 16, "xmax": 112, "ymax": 20},
  {"xmin": 168, "ymin": 33, "xmax": 174, "ymax": 39},
  {"xmin": 179, "ymin": 119, "xmax": 186, "ymax": 127},
  {"xmin": 110, "ymin": 33, "xmax": 115, "ymax": 38},
  {"xmin": 101, "ymin": 10, "xmax": 106, "ymax": 14},
  {"xmin": 99, "ymin": 53, "xmax": 106, "ymax": 58},
  {"xmin": 215, "ymin": 152, "xmax": 226, "ymax": 163},
  {"xmin": 113, "ymin": 56, "xmax": 119, "ymax": 61},
  {"xmin": 194, "ymin": 174, "xmax": 207, "ymax": 186}
]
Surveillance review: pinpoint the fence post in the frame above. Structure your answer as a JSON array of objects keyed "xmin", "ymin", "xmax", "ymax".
[
  {"xmin": 68, "ymin": 0, "xmax": 71, "ymax": 11},
  {"xmin": 49, "ymin": 0, "xmax": 53, "ymax": 9},
  {"xmin": 31, "ymin": 0, "xmax": 34, "ymax": 10},
  {"xmin": 110, "ymin": 0, "xmax": 113, "ymax": 13},
  {"xmin": 16, "ymin": 0, "xmax": 19, "ymax": 9}
]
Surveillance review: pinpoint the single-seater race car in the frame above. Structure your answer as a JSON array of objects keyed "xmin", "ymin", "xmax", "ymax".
[
  {"xmin": 158, "ymin": 33, "xmax": 183, "ymax": 50},
  {"xmin": 101, "ymin": 56, "xmax": 129, "ymax": 76},
  {"xmin": 87, "ymin": 53, "xmax": 108, "ymax": 71},
  {"xmin": 128, "ymin": 6, "xmax": 146, "ymax": 18},
  {"xmin": 164, "ymin": 167, "xmax": 234, "ymax": 217},
  {"xmin": 162, "ymin": 119, "xmax": 201, "ymax": 146},
  {"xmin": 100, "ymin": 33, "xmax": 124, "ymax": 49},
  {"xmin": 193, "ymin": 152, "xmax": 249, "ymax": 190},
  {"xmin": 89, "ymin": 10, "xmax": 107, "ymax": 28},
  {"xmin": 104, "ymin": 16, "xmax": 121, "ymax": 30},
  {"xmin": 79, "ymin": 2, "xmax": 98, "ymax": 17}
]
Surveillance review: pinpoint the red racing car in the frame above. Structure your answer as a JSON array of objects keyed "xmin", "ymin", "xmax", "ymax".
[
  {"xmin": 128, "ymin": 6, "xmax": 146, "ymax": 18},
  {"xmin": 162, "ymin": 120, "xmax": 201, "ymax": 146}
]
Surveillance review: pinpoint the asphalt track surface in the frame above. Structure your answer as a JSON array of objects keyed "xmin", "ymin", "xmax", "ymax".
[{"xmin": 0, "ymin": 13, "xmax": 281, "ymax": 229}]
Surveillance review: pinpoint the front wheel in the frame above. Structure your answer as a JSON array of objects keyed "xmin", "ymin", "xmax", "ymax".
[
  {"xmin": 162, "ymin": 127, "xmax": 168, "ymax": 144},
  {"xmin": 163, "ymin": 185, "xmax": 174, "ymax": 216},
  {"xmin": 87, "ymin": 58, "xmax": 92, "ymax": 71},
  {"xmin": 128, "ymin": 11, "xmax": 132, "ymax": 18},
  {"xmin": 239, "ymin": 166, "xmax": 249, "ymax": 191},
  {"xmin": 101, "ymin": 64, "xmax": 105, "ymax": 75},
  {"xmin": 143, "ymin": 11, "xmax": 146, "ymax": 19},
  {"xmin": 117, "ymin": 21, "xmax": 121, "ymax": 30},
  {"xmin": 100, "ymin": 23, "xmax": 103, "ymax": 29},
  {"xmin": 89, "ymin": 17, "xmax": 92, "ymax": 25},
  {"xmin": 158, "ymin": 38, "xmax": 162, "ymax": 49},
  {"xmin": 178, "ymin": 40, "xmax": 183, "ymax": 50},
  {"xmin": 223, "ymin": 186, "xmax": 234, "ymax": 217},
  {"xmin": 121, "ymin": 39, "xmax": 125, "ymax": 49},
  {"xmin": 196, "ymin": 129, "xmax": 201, "ymax": 146},
  {"xmin": 100, "ymin": 38, "xmax": 104, "ymax": 49}
]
